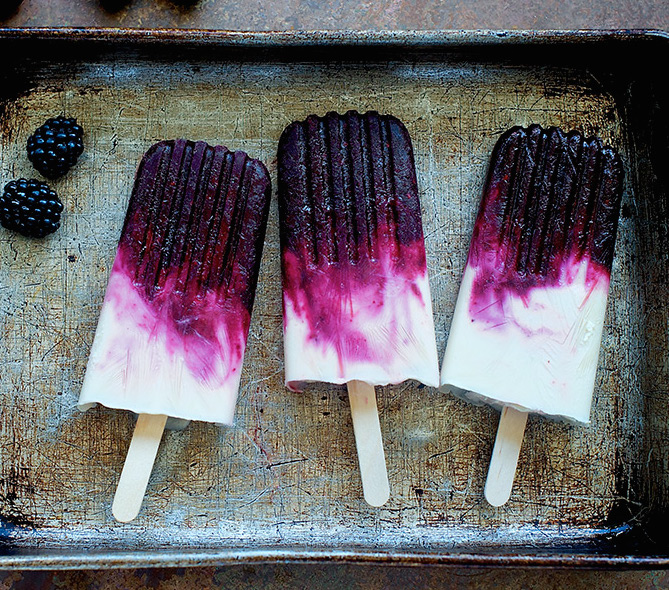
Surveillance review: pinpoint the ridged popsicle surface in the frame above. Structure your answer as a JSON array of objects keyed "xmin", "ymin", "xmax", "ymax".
[
  {"xmin": 441, "ymin": 125, "xmax": 624, "ymax": 423},
  {"xmin": 279, "ymin": 111, "xmax": 439, "ymax": 391},
  {"xmin": 468, "ymin": 125, "xmax": 623, "ymax": 324},
  {"xmin": 79, "ymin": 139, "xmax": 271, "ymax": 424}
]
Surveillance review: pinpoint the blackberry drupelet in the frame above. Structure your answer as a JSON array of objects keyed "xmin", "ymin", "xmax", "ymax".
[
  {"xmin": 0, "ymin": 179, "xmax": 64, "ymax": 238},
  {"xmin": 27, "ymin": 116, "xmax": 84, "ymax": 179}
]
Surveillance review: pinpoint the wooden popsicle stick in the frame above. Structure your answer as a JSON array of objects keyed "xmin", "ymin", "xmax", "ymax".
[
  {"xmin": 347, "ymin": 380, "xmax": 390, "ymax": 507},
  {"xmin": 112, "ymin": 413, "xmax": 168, "ymax": 523},
  {"xmin": 484, "ymin": 405, "xmax": 528, "ymax": 507}
]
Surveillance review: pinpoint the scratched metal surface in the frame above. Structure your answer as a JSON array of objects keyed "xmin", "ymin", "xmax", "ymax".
[{"xmin": 0, "ymin": 31, "xmax": 667, "ymax": 568}]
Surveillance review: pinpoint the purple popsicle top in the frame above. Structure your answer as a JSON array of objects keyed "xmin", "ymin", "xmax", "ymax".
[
  {"xmin": 111, "ymin": 139, "xmax": 271, "ymax": 383},
  {"xmin": 467, "ymin": 125, "xmax": 624, "ymax": 321},
  {"xmin": 278, "ymin": 110, "xmax": 431, "ymax": 372}
]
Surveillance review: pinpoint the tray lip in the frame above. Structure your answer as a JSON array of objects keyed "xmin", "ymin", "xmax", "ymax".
[
  {"xmin": 0, "ymin": 26, "xmax": 667, "ymax": 48},
  {"xmin": 1, "ymin": 25, "xmax": 668, "ymax": 571},
  {"xmin": 1, "ymin": 548, "xmax": 669, "ymax": 570}
]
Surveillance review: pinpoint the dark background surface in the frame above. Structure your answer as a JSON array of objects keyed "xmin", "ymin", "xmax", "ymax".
[
  {"xmin": 1, "ymin": 1, "xmax": 667, "ymax": 588},
  {"xmin": 1, "ymin": 564, "xmax": 669, "ymax": 589},
  {"xmin": 1, "ymin": 0, "xmax": 668, "ymax": 30}
]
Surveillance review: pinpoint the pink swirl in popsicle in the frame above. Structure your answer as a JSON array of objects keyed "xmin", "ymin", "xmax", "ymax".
[
  {"xmin": 441, "ymin": 125, "xmax": 624, "ymax": 423},
  {"xmin": 467, "ymin": 125, "xmax": 623, "ymax": 330},
  {"xmin": 79, "ymin": 139, "xmax": 271, "ymax": 424},
  {"xmin": 278, "ymin": 111, "xmax": 439, "ymax": 391}
]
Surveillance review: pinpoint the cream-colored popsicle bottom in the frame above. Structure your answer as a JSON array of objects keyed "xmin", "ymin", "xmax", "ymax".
[
  {"xmin": 78, "ymin": 271, "xmax": 243, "ymax": 425},
  {"xmin": 441, "ymin": 263, "xmax": 610, "ymax": 424},
  {"xmin": 284, "ymin": 272, "xmax": 440, "ymax": 391}
]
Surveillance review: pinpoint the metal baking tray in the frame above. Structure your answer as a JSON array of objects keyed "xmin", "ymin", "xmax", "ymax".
[{"xmin": 0, "ymin": 28, "xmax": 667, "ymax": 569}]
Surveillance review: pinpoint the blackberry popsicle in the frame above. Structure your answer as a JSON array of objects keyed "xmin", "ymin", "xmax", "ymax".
[
  {"xmin": 79, "ymin": 139, "xmax": 271, "ymax": 521},
  {"xmin": 278, "ymin": 111, "xmax": 440, "ymax": 506},
  {"xmin": 440, "ymin": 125, "xmax": 624, "ymax": 505}
]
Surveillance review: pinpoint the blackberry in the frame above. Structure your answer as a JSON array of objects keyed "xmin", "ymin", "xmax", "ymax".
[
  {"xmin": 0, "ymin": 179, "xmax": 64, "ymax": 238},
  {"xmin": 27, "ymin": 116, "xmax": 84, "ymax": 179}
]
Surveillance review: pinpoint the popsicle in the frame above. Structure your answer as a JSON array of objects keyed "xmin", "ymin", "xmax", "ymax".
[
  {"xmin": 79, "ymin": 139, "xmax": 271, "ymax": 520},
  {"xmin": 440, "ymin": 124, "xmax": 624, "ymax": 505},
  {"xmin": 278, "ymin": 110, "xmax": 440, "ymax": 506}
]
